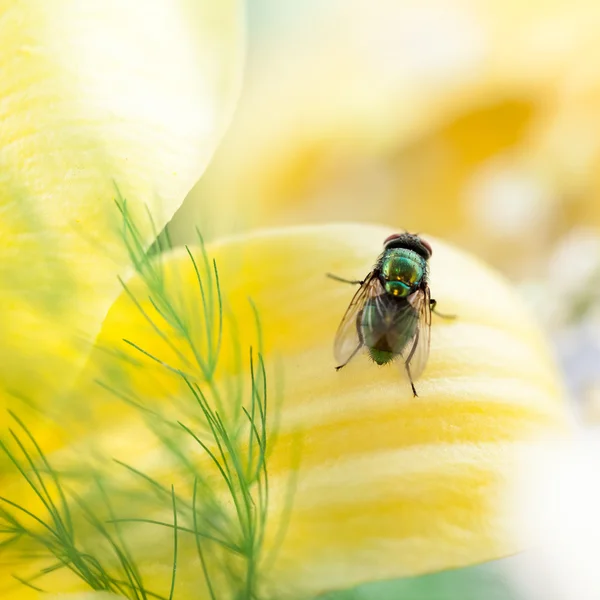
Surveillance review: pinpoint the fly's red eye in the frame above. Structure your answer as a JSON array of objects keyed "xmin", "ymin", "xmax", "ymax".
[
  {"xmin": 420, "ymin": 238, "xmax": 433, "ymax": 256},
  {"xmin": 383, "ymin": 233, "xmax": 402, "ymax": 245}
]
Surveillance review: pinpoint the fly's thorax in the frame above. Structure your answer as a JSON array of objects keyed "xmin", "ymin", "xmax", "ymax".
[{"xmin": 380, "ymin": 249, "xmax": 427, "ymax": 297}]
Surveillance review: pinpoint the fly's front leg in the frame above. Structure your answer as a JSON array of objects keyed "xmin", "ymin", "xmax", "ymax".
[
  {"xmin": 326, "ymin": 273, "xmax": 364, "ymax": 285},
  {"xmin": 430, "ymin": 298, "xmax": 456, "ymax": 320}
]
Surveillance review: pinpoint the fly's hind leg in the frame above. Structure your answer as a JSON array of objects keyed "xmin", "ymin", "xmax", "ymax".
[
  {"xmin": 404, "ymin": 331, "xmax": 420, "ymax": 398},
  {"xmin": 405, "ymin": 363, "xmax": 418, "ymax": 397},
  {"xmin": 326, "ymin": 273, "xmax": 364, "ymax": 285},
  {"xmin": 335, "ymin": 344, "xmax": 362, "ymax": 370},
  {"xmin": 430, "ymin": 298, "xmax": 456, "ymax": 320},
  {"xmin": 335, "ymin": 308, "xmax": 365, "ymax": 371}
]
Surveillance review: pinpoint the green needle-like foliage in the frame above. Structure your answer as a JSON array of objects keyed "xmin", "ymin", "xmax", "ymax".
[{"xmin": 0, "ymin": 192, "xmax": 284, "ymax": 600}]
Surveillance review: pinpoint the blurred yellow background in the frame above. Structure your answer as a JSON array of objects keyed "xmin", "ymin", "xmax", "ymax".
[{"xmin": 167, "ymin": 0, "xmax": 600, "ymax": 411}]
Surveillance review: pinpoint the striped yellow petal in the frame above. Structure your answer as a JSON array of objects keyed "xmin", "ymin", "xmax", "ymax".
[
  {"xmin": 1, "ymin": 224, "xmax": 569, "ymax": 598},
  {"xmin": 0, "ymin": 0, "xmax": 244, "ymax": 410}
]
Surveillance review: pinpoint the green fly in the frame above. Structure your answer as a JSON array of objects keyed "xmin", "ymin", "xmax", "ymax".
[{"xmin": 328, "ymin": 232, "xmax": 452, "ymax": 397}]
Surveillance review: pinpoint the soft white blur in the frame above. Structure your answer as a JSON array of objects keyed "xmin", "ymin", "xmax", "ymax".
[{"xmin": 511, "ymin": 432, "xmax": 600, "ymax": 600}]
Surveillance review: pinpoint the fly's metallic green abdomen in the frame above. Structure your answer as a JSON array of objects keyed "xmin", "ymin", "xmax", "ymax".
[
  {"xmin": 381, "ymin": 248, "xmax": 426, "ymax": 297},
  {"xmin": 360, "ymin": 294, "xmax": 419, "ymax": 365}
]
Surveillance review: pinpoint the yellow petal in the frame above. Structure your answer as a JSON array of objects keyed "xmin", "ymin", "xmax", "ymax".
[
  {"xmin": 0, "ymin": 0, "xmax": 244, "ymax": 409},
  {"xmin": 1, "ymin": 224, "xmax": 569, "ymax": 598}
]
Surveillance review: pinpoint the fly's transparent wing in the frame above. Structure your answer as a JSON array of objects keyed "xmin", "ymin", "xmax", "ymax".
[
  {"xmin": 397, "ymin": 286, "xmax": 432, "ymax": 380},
  {"xmin": 333, "ymin": 272, "xmax": 384, "ymax": 367}
]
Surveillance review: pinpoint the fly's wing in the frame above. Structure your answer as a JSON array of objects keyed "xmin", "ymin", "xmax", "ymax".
[
  {"xmin": 396, "ymin": 286, "xmax": 432, "ymax": 381},
  {"xmin": 333, "ymin": 272, "xmax": 384, "ymax": 366}
]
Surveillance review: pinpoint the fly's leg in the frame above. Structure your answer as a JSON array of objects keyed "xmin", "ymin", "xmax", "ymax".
[
  {"xmin": 405, "ymin": 363, "xmax": 418, "ymax": 397},
  {"xmin": 430, "ymin": 298, "xmax": 456, "ymax": 320},
  {"xmin": 335, "ymin": 308, "xmax": 365, "ymax": 371},
  {"xmin": 326, "ymin": 273, "xmax": 364, "ymax": 285},
  {"xmin": 335, "ymin": 344, "xmax": 362, "ymax": 370},
  {"xmin": 405, "ymin": 328, "xmax": 420, "ymax": 397}
]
